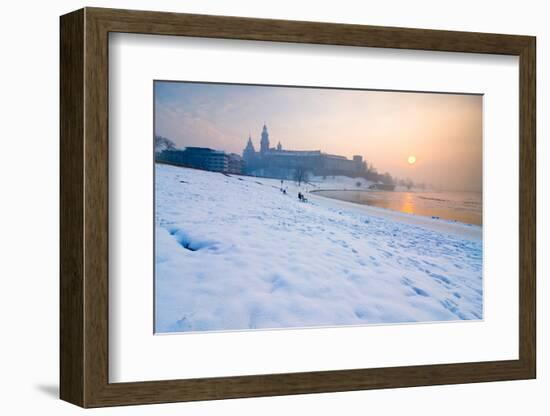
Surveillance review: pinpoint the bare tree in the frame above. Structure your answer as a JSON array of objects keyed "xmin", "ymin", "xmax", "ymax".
[
  {"xmin": 294, "ymin": 166, "xmax": 309, "ymax": 186},
  {"xmin": 154, "ymin": 135, "xmax": 176, "ymax": 154}
]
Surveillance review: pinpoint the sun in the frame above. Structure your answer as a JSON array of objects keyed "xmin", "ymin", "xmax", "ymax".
[{"xmin": 407, "ymin": 155, "xmax": 417, "ymax": 165}]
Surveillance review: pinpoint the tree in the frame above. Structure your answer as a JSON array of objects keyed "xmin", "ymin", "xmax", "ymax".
[
  {"xmin": 365, "ymin": 164, "xmax": 378, "ymax": 182},
  {"xmin": 294, "ymin": 166, "xmax": 309, "ymax": 186},
  {"xmin": 381, "ymin": 172, "xmax": 394, "ymax": 185},
  {"xmin": 154, "ymin": 135, "xmax": 176, "ymax": 154}
]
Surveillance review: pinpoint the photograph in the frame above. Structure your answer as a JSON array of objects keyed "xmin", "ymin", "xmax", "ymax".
[{"xmin": 153, "ymin": 80, "xmax": 483, "ymax": 334}]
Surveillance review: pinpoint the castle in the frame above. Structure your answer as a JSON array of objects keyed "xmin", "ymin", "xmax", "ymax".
[{"xmin": 242, "ymin": 124, "xmax": 366, "ymax": 179}]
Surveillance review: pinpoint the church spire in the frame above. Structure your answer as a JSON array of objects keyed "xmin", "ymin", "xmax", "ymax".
[
  {"xmin": 243, "ymin": 133, "xmax": 256, "ymax": 161},
  {"xmin": 260, "ymin": 123, "xmax": 270, "ymax": 154}
]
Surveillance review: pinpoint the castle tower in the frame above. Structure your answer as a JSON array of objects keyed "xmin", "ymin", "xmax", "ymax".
[
  {"xmin": 260, "ymin": 124, "xmax": 270, "ymax": 154},
  {"xmin": 243, "ymin": 134, "xmax": 256, "ymax": 161}
]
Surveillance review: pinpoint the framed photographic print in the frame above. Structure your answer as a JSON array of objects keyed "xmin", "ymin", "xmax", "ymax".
[{"xmin": 60, "ymin": 7, "xmax": 536, "ymax": 408}]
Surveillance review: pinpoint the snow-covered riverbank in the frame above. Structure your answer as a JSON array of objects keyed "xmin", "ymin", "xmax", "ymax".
[{"xmin": 155, "ymin": 164, "xmax": 483, "ymax": 333}]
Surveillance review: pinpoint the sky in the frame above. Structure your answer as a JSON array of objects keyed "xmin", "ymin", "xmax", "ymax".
[{"xmin": 154, "ymin": 81, "xmax": 482, "ymax": 192}]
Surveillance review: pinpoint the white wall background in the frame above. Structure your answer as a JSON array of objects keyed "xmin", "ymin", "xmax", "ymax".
[{"xmin": 0, "ymin": 0, "xmax": 545, "ymax": 414}]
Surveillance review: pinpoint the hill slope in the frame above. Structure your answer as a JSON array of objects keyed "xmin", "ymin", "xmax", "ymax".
[{"xmin": 155, "ymin": 164, "xmax": 483, "ymax": 333}]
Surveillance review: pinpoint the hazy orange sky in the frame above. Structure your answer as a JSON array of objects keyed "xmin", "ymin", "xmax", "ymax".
[{"xmin": 155, "ymin": 81, "xmax": 482, "ymax": 191}]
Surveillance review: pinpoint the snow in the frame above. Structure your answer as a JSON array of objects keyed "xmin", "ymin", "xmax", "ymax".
[{"xmin": 155, "ymin": 164, "xmax": 483, "ymax": 333}]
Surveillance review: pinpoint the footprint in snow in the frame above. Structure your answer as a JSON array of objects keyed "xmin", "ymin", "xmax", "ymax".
[{"xmin": 401, "ymin": 277, "xmax": 430, "ymax": 297}]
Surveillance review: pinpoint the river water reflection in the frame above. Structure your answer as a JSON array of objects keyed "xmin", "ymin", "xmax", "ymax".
[{"xmin": 313, "ymin": 190, "xmax": 482, "ymax": 226}]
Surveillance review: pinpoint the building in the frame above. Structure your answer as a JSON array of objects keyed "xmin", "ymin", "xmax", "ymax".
[
  {"xmin": 154, "ymin": 124, "xmax": 366, "ymax": 179},
  {"xmin": 157, "ymin": 147, "xmax": 230, "ymax": 172},
  {"xmin": 242, "ymin": 124, "xmax": 366, "ymax": 179},
  {"xmin": 227, "ymin": 153, "xmax": 245, "ymax": 174}
]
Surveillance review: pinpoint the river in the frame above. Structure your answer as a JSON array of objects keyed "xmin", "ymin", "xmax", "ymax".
[{"xmin": 312, "ymin": 189, "xmax": 482, "ymax": 226}]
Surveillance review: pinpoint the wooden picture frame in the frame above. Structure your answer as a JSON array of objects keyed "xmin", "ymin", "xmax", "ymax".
[{"xmin": 60, "ymin": 7, "xmax": 536, "ymax": 408}]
